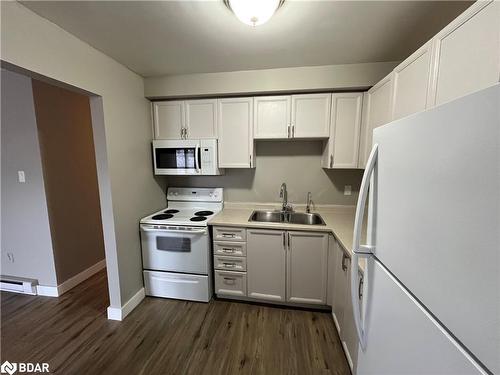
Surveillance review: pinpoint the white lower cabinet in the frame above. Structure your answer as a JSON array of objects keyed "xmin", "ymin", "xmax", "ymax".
[
  {"xmin": 342, "ymin": 257, "xmax": 363, "ymax": 372},
  {"xmin": 331, "ymin": 238, "xmax": 364, "ymax": 373},
  {"xmin": 246, "ymin": 228, "xmax": 328, "ymax": 305},
  {"xmin": 287, "ymin": 231, "xmax": 328, "ymax": 305},
  {"xmin": 246, "ymin": 229, "xmax": 286, "ymax": 302}
]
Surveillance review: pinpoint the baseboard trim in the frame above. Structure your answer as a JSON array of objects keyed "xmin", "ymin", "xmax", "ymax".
[
  {"xmin": 57, "ymin": 259, "xmax": 106, "ymax": 296},
  {"xmin": 107, "ymin": 287, "xmax": 145, "ymax": 321},
  {"xmin": 36, "ymin": 285, "xmax": 59, "ymax": 297}
]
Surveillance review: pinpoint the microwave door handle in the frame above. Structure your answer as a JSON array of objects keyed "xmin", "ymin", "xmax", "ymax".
[{"xmin": 195, "ymin": 144, "xmax": 200, "ymax": 174}]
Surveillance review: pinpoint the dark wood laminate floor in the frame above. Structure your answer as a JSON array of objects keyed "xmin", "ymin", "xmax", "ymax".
[{"xmin": 1, "ymin": 270, "xmax": 350, "ymax": 375}]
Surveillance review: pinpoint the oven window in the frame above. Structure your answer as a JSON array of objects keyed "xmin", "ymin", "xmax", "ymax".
[
  {"xmin": 155, "ymin": 148, "xmax": 200, "ymax": 169},
  {"xmin": 156, "ymin": 237, "xmax": 191, "ymax": 252}
]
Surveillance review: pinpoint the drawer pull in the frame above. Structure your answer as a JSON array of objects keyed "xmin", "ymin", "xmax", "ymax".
[
  {"xmin": 222, "ymin": 233, "xmax": 235, "ymax": 238},
  {"xmin": 222, "ymin": 248, "xmax": 235, "ymax": 253},
  {"xmin": 223, "ymin": 277, "xmax": 236, "ymax": 284},
  {"xmin": 222, "ymin": 262, "xmax": 236, "ymax": 268}
]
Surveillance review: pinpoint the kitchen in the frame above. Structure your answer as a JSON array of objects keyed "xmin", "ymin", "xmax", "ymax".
[{"xmin": 1, "ymin": 1, "xmax": 499, "ymax": 374}]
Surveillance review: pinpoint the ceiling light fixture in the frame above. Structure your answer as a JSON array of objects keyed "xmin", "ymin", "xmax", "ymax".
[{"xmin": 224, "ymin": 0, "xmax": 285, "ymax": 27}]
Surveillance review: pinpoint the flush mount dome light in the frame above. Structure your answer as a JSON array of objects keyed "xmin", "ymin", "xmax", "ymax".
[{"xmin": 224, "ymin": 0, "xmax": 285, "ymax": 27}]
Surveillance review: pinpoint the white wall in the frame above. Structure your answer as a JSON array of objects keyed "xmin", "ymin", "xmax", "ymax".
[
  {"xmin": 0, "ymin": 2, "xmax": 166, "ymax": 309},
  {"xmin": 1, "ymin": 69, "xmax": 58, "ymax": 287},
  {"xmin": 167, "ymin": 141, "xmax": 363, "ymax": 206},
  {"xmin": 144, "ymin": 61, "xmax": 398, "ymax": 98}
]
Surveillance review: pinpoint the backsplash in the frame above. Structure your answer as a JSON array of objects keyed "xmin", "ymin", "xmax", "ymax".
[{"xmin": 165, "ymin": 140, "xmax": 363, "ymax": 206}]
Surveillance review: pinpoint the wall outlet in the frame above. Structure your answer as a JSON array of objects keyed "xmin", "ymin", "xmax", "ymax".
[
  {"xmin": 7, "ymin": 252, "xmax": 15, "ymax": 263},
  {"xmin": 344, "ymin": 185, "xmax": 352, "ymax": 196},
  {"xmin": 18, "ymin": 170, "xmax": 26, "ymax": 183}
]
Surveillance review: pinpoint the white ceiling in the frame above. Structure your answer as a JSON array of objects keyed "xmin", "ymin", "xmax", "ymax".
[{"xmin": 21, "ymin": 1, "xmax": 471, "ymax": 78}]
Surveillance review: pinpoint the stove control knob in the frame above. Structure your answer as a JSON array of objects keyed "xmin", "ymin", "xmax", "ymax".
[
  {"xmin": 174, "ymin": 192, "xmax": 178, "ymax": 196},
  {"xmin": 209, "ymin": 193, "xmax": 213, "ymax": 197}
]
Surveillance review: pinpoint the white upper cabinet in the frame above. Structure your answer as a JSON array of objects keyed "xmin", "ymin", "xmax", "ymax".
[
  {"xmin": 286, "ymin": 231, "xmax": 328, "ymax": 305},
  {"xmin": 322, "ymin": 93, "xmax": 363, "ymax": 169},
  {"xmin": 429, "ymin": 1, "xmax": 500, "ymax": 106},
  {"xmin": 217, "ymin": 98, "xmax": 254, "ymax": 168},
  {"xmin": 184, "ymin": 99, "xmax": 217, "ymax": 139},
  {"xmin": 254, "ymin": 96, "xmax": 291, "ymax": 139},
  {"xmin": 247, "ymin": 229, "xmax": 286, "ymax": 302},
  {"xmin": 358, "ymin": 73, "xmax": 394, "ymax": 168},
  {"xmin": 391, "ymin": 41, "xmax": 434, "ymax": 121},
  {"xmin": 291, "ymin": 93, "xmax": 331, "ymax": 138},
  {"xmin": 152, "ymin": 101, "xmax": 185, "ymax": 139}
]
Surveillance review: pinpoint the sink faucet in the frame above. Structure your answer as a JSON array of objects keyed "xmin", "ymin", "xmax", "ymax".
[
  {"xmin": 306, "ymin": 192, "xmax": 312, "ymax": 213},
  {"xmin": 279, "ymin": 183, "xmax": 292, "ymax": 212}
]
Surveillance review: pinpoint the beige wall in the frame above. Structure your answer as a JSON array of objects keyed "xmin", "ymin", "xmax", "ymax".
[
  {"xmin": 1, "ymin": 69, "xmax": 58, "ymax": 287},
  {"xmin": 167, "ymin": 141, "xmax": 363, "ymax": 206},
  {"xmin": 144, "ymin": 61, "xmax": 399, "ymax": 98},
  {"xmin": 1, "ymin": 2, "xmax": 166, "ymax": 308},
  {"xmin": 32, "ymin": 79, "xmax": 105, "ymax": 284}
]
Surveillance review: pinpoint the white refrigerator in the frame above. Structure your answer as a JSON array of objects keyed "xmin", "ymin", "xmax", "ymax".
[{"xmin": 350, "ymin": 84, "xmax": 499, "ymax": 375}]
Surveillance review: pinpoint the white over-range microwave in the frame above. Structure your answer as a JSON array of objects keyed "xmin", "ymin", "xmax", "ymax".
[{"xmin": 152, "ymin": 139, "xmax": 223, "ymax": 175}]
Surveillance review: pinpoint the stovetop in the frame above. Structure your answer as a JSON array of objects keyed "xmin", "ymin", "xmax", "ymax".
[{"xmin": 140, "ymin": 187, "xmax": 223, "ymax": 227}]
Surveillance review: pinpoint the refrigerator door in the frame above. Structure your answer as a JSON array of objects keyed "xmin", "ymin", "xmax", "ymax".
[
  {"xmin": 370, "ymin": 85, "xmax": 499, "ymax": 372},
  {"xmin": 357, "ymin": 259, "xmax": 485, "ymax": 375}
]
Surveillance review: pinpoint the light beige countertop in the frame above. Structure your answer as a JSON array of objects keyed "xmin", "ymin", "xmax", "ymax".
[{"xmin": 208, "ymin": 203, "xmax": 367, "ymax": 271}]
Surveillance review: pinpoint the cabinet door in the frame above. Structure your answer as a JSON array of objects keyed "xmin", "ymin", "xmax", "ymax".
[
  {"xmin": 322, "ymin": 93, "xmax": 363, "ymax": 169},
  {"xmin": 391, "ymin": 41, "xmax": 433, "ymax": 121},
  {"xmin": 332, "ymin": 241, "xmax": 349, "ymax": 335},
  {"xmin": 217, "ymin": 98, "xmax": 254, "ymax": 168},
  {"xmin": 430, "ymin": 1, "xmax": 500, "ymax": 106},
  {"xmin": 342, "ymin": 262, "xmax": 363, "ymax": 371},
  {"xmin": 184, "ymin": 99, "xmax": 217, "ymax": 139},
  {"xmin": 358, "ymin": 73, "xmax": 394, "ymax": 168},
  {"xmin": 254, "ymin": 96, "xmax": 290, "ymax": 139},
  {"xmin": 291, "ymin": 94, "xmax": 331, "ymax": 138},
  {"xmin": 247, "ymin": 229, "xmax": 286, "ymax": 302},
  {"xmin": 287, "ymin": 231, "xmax": 328, "ymax": 305},
  {"xmin": 153, "ymin": 101, "xmax": 184, "ymax": 139}
]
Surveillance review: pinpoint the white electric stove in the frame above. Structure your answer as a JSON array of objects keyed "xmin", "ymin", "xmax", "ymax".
[{"xmin": 140, "ymin": 187, "xmax": 223, "ymax": 302}]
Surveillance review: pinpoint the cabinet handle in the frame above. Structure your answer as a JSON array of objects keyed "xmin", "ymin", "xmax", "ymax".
[
  {"xmin": 221, "ymin": 233, "xmax": 235, "ymax": 238},
  {"xmin": 282, "ymin": 232, "xmax": 286, "ymax": 248},
  {"xmin": 180, "ymin": 127, "xmax": 183, "ymax": 138},
  {"xmin": 287, "ymin": 232, "xmax": 291, "ymax": 249},
  {"xmin": 185, "ymin": 127, "xmax": 188, "ymax": 139},
  {"xmin": 222, "ymin": 248, "xmax": 235, "ymax": 253},
  {"xmin": 341, "ymin": 253, "xmax": 348, "ymax": 272},
  {"xmin": 249, "ymin": 154, "xmax": 252, "ymax": 167},
  {"xmin": 287, "ymin": 124, "xmax": 290, "ymax": 138},
  {"xmin": 330, "ymin": 154, "xmax": 333, "ymax": 168},
  {"xmin": 292, "ymin": 125, "xmax": 295, "ymax": 138},
  {"xmin": 358, "ymin": 275, "xmax": 364, "ymax": 300},
  {"xmin": 223, "ymin": 277, "xmax": 236, "ymax": 284},
  {"xmin": 222, "ymin": 262, "xmax": 236, "ymax": 268}
]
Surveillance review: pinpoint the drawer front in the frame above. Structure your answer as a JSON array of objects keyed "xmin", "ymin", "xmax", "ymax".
[
  {"xmin": 213, "ymin": 227, "xmax": 246, "ymax": 242},
  {"xmin": 215, "ymin": 270, "xmax": 247, "ymax": 297},
  {"xmin": 214, "ymin": 255, "xmax": 247, "ymax": 272},
  {"xmin": 214, "ymin": 241, "xmax": 247, "ymax": 257},
  {"xmin": 143, "ymin": 270, "xmax": 211, "ymax": 302}
]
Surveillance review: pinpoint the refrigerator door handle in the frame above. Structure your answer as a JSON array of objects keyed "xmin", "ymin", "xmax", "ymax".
[
  {"xmin": 353, "ymin": 143, "xmax": 378, "ymax": 255},
  {"xmin": 351, "ymin": 143, "xmax": 378, "ymax": 351}
]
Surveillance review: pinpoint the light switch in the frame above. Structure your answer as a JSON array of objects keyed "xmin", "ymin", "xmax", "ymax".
[
  {"xmin": 18, "ymin": 171, "xmax": 26, "ymax": 183},
  {"xmin": 344, "ymin": 185, "xmax": 352, "ymax": 196}
]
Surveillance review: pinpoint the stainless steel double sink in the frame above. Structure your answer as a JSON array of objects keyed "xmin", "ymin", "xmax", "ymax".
[{"xmin": 249, "ymin": 210, "xmax": 326, "ymax": 226}]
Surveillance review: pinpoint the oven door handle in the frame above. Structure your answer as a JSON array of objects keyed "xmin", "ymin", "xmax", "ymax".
[
  {"xmin": 194, "ymin": 143, "xmax": 200, "ymax": 174},
  {"xmin": 140, "ymin": 226, "xmax": 207, "ymax": 235}
]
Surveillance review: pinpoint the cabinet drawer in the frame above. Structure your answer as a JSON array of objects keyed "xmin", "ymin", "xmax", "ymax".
[
  {"xmin": 214, "ymin": 255, "xmax": 247, "ymax": 272},
  {"xmin": 213, "ymin": 227, "xmax": 246, "ymax": 242},
  {"xmin": 214, "ymin": 241, "xmax": 247, "ymax": 257},
  {"xmin": 215, "ymin": 271, "xmax": 247, "ymax": 297}
]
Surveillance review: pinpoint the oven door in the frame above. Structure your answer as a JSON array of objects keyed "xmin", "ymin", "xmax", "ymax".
[
  {"xmin": 153, "ymin": 139, "xmax": 202, "ymax": 175},
  {"xmin": 140, "ymin": 224, "xmax": 209, "ymax": 274}
]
